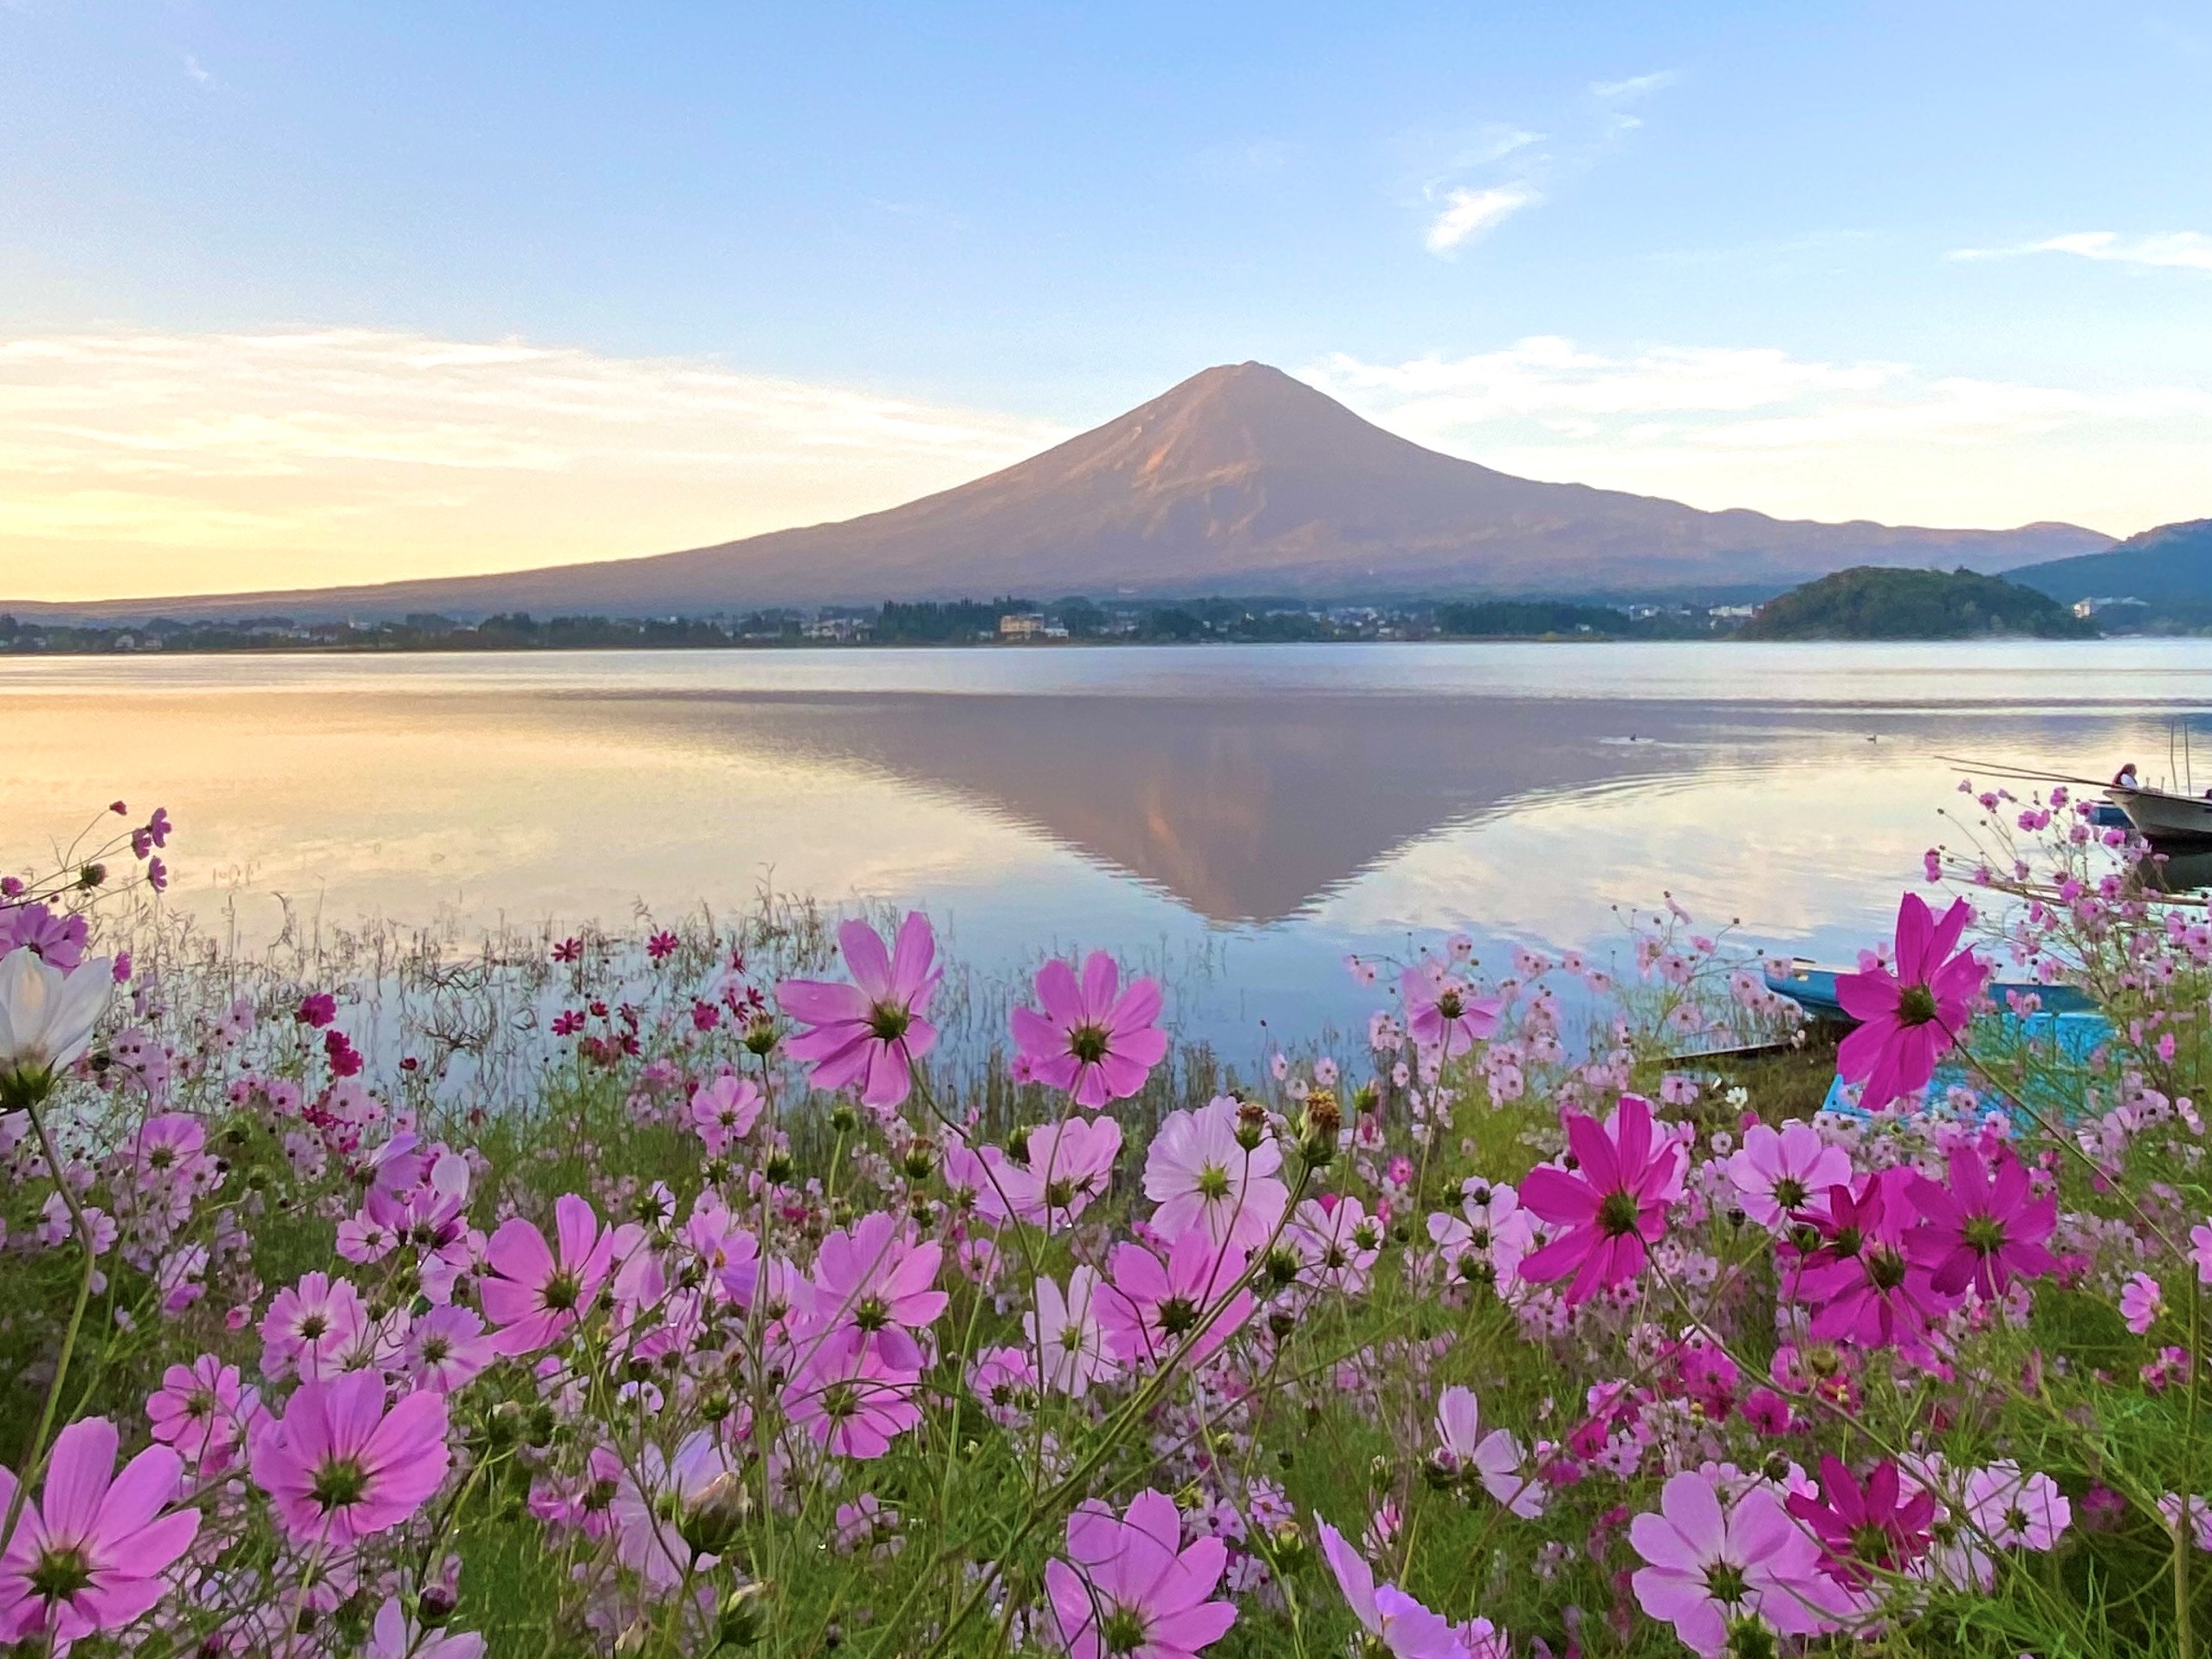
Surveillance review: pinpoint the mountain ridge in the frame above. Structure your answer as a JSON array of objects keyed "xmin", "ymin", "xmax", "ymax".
[
  {"xmin": 2007, "ymin": 518, "xmax": 2212, "ymax": 603},
  {"xmin": 10, "ymin": 361, "xmax": 2117, "ymax": 622}
]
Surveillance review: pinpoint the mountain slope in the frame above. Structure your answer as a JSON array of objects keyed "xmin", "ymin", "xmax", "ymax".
[
  {"xmin": 12, "ymin": 362, "xmax": 2115, "ymax": 622},
  {"xmin": 2008, "ymin": 518, "xmax": 2212, "ymax": 603}
]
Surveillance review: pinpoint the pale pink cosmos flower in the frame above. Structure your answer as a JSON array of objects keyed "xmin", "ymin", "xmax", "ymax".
[
  {"xmin": 1044, "ymin": 1488, "xmax": 1237, "ymax": 1659},
  {"xmin": 1009, "ymin": 951, "xmax": 1169, "ymax": 1107},
  {"xmin": 1287, "ymin": 1194, "xmax": 1382, "ymax": 1298},
  {"xmin": 1435, "ymin": 1386, "xmax": 1545, "ymax": 1519},
  {"xmin": 1629, "ymin": 1470, "xmax": 1841, "ymax": 1656},
  {"xmin": 1399, "ymin": 965, "xmax": 1501, "ymax": 1060},
  {"xmin": 1142, "ymin": 1098, "xmax": 1288, "ymax": 1250},
  {"xmin": 777, "ymin": 913, "xmax": 941, "ymax": 1109},
  {"xmin": 688, "ymin": 1074, "xmax": 764, "ymax": 1153},
  {"xmin": 1027, "ymin": 1267, "xmax": 1117, "ymax": 1397},
  {"xmin": 608, "ymin": 1430, "xmax": 737, "ymax": 1589},
  {"xmin": 480, "ymin": 1193, "xmax": 619, "ymax": 1356},
  {"xmin": 365, "ymin": 1594, "xmax": 485, "ymax": 1659},
  {"xmin": 1965, "ymin": 1462, "xmax": 2071, "ymax": 1552},
  {"xmin": 998, "ymin": 1115, "xmax": 1122, "ymax": 1231},
  {"xmin": 249, "ymin": 1372, "xmax": 450, "ymax": 1546},
  {"xmin": 1835, "ymin": 892, "xmax": 1987, "ymax": 1111},
  {"xmin": 1097, "ymin": 1226, "xmax": 1254, "ymax": 1371},
  {"xmin": 0, "ymin": 1416, "xmax": 200, "ymax": 1647},
  {"xmin": 1726, "ymin": 1123, "xmax": 1851, "ymax": 1230},
  {"xmin": 2192, "ymin": 1221, "xmax": 2212, "ymax": 1284},
  {"xmin": 1316, "ymin": 1515, "xmax": 1461, "ymax": 1658}
]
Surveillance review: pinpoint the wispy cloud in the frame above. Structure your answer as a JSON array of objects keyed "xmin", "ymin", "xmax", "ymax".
[
  {"xmin": 1950, "ymin": 230, "xmax": 2212, "ymax": 273},
  {"xmin": 1590, "ymin": 70, "xmax": 1677, "ymax": 100},
  {"xmin": 1423, "ymin": 185, "xmax": 1540, "ymax": 254},
  {"xmin": 182, "ymin": 53, "xmax": 215, "ymax": 87},
  {"xmin": 1407, "ymin": 73, "xmax": 1672, "ymax": 258},
  {"xmin": 0, "ymin": 328, "xmax": 1068, "ymax": 601},
  {"xmin": 1306, "ymin": 338, "xmax": 2212, "ymax": 533}
]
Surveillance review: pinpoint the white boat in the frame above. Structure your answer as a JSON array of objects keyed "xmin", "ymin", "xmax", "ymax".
[{"xmin": 2109, "ymin": 785, "xmax": 2212, "ymax": 843}]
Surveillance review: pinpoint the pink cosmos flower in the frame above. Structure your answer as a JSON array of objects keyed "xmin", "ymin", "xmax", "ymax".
[
  {"xmin": 1097, "ymin": 1225, "xmax": 1255, "ymax": 1371},
  {"xmin": 1786, "ymin": 1456, "xmax": 1937, "ymax": 1588},
  {"xmin": 1287, "ymin": 1194, "xmax": 1382, "ymax": 1297},
  {"xmin": 403, "ymin": 1304, "xmax": 498, "ymax": 1393},
  {"xmin": 999, "ymin": 1115, "xmax": 1122, "ymax": 1231},
  {"xmin": 1010, "ymin": 952, "xmax": 1169, "ymax": 1107},
  {"xmin": 777, "ymin": 913, "xmax": 941, "ymax": 1109},
  {"xmin": 2192, "ymin": 1221, "xmax": 2212, "ymax": 1284},
  {"xmin": 1142, "ymin": 1097, "xmax": 1289, "ymax": 1250},
  {"xmin": 480, "ymin": 1193, "xmax": 619, "ymax": 1356},
  {"xmin": 250, "ymin": 1372, "xmax": 450, "ymax": 1546},
  {"xmin": 1519, "ymin": 1094, "xmax": 1686, "ymax": 1304},
  {"xmin": 1726, "ymin": 1122, "xmax": 1850, "ymax": 1230},
  {"xmin": 780, "ymin": 1326, "xmax": 924, "ymax": 1459},
  {"xmin": 2120, "ymin": 1271, "xmax": 2165, "ymax": 1335},
  {"xmin": 1835, "ymin": 893, "xmax": 1987, "ymax": 1110},
  {"xmin": 0, "ymin": 1417, "xmax": 200, "ymax": 1647},
  {"xmin": 1316, "ymin": 1516, "xmax": 1461, "ymax": 1658},
  {"xmin": 146, "ymin": 1354, "xmax": 256, "ymax": 1469},
  {"xmin": 1629, "ymin": 1471, "xmax": 1840, "ymax": 1656},
  {"xmin": 1400, "ymin": 965, "xmax": 1500, "ymax": 1059},
  {"xmin": 1044, "ymin": 1489, "xmax": 1237, "ymax": 1659},
  {"xmin": 1027, "ymin": 1267, "xmax": 1117, "ymax": 1397},
  {"xmin": 259, "ymin": 1271, "xmax": 367, "ymax": 1382},
  {"xmin": 1904, "ymin": 1142, "xmax": 2058, "ymax": 1301},
  {"xmin": 689, "ymin": 1074, "xmax": 765, "ymax": 1153},
  {"xmin": 808, "ymin": 1210, "xmax": 947, "ymax": 1347}
]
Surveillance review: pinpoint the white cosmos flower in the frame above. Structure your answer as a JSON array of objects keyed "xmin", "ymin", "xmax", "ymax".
[{"xmin": 0, "ymin": 946, "xmax": 113, "ymax": 1084}]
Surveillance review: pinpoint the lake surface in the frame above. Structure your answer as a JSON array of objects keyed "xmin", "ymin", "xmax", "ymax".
[{"xmin": 7, "ymin": 641, "xmax": 2211, "ymax": 1054}]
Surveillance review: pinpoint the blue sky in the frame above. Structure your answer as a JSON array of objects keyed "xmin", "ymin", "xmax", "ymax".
[{"xmin": 5, "ymin": 1, "xmax": 2211, "ymax": 597}]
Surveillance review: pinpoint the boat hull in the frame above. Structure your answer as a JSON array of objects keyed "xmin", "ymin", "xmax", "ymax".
[{"xmin": 2110, "ymin": 787, "xmax": 2212, "ymax": 845}]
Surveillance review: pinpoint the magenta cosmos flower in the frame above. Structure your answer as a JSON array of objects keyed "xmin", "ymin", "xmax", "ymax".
[
  {"xmin": 1904, "ymin": 1141, "xmax": 2058, "ymax": 1301},
  {"xmin": 481, "ymin": 1193, "xmax": 619, "ymax": 1356},
  {"xmin": 1519, "ymin": 1094, "xmax": 1686, "ymax": 1304},
  {"xmin": 1010, "ymin": 951, "xmax": 1168, "ymax": 1107},
  {"xmin": 777, "ymin": 913, "xmax": 941, "ymax": 1109},
  {"xmin": 1400, "ymin": 965, "xmax": 1500, "ymax": 1060},
  {"xmin": 249, "ymin": 1372, "xmax": 450, "ymax": 1546},
  {"xmin": 1316, "ymin": 1515, "xmax": 1462, "ymax": 1658},
  {"xmin": 1045, "ymin": 1488, "xmax": 1237, "ymax": 1659},
  {"xmin": 1629, "ymin": 1471, "xmax": 1841, "ymax": 1657},
  {"xmin": 808, "ymin": 1210, "xmax": 947, "ymax": 1352},
  {"xmin": 1785, "ymin": 1456, "xmax": 1937, "ymax": 1588},
  {"xmin": 0, "ymin": 1417, "xmax": 200, "ymax": 1647},
  {"xmin": 1835, "ymin": 893, "xmax": 1986, "ymax": 1110}
]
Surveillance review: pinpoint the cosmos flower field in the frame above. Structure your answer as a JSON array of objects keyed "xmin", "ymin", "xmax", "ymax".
[{"xmin": 1, "ymin": 784, "xmax": 2209, "ymax": 1659}]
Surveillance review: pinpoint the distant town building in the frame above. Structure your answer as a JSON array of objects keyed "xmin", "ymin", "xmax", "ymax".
[
  {"xmin": 801, "ymin": 616, "xmax": 872, "ymax": 642},
  {"xmin": 999, "ymin": 612, "xmax": 1050, "ymax": 639},
  {"xmin": 2073, "ymin": 596, "xmax": 2147, "ymax": 619},
  {"xmin": 1708, "ymin": 604, "xmax": 1757, "ymax": 619}
]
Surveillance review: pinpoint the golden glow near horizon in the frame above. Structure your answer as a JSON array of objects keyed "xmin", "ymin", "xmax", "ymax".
[
  {"xmin": 0, "ymin": 329, "xmax": 1068, "ymax": 603},
  {"xmin": 4, "ymin": 326, "xmax": 2210, "ymax": 604}
]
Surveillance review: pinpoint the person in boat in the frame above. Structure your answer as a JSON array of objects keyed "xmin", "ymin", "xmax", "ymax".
[{"xmin": 2113, "ymin": 763, "xmax": 2140, "ymax": 789}]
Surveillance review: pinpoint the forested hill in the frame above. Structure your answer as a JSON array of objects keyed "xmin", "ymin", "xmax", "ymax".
[{"xmin": 1738, "ymin": 566, "xmax": 2098, "ymax": 640}]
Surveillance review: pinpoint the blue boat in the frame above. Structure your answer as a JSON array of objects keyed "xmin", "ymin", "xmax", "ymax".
[{"xmin": 1762, "ymin": 963, "xmax": 2097, "ymax": 1023}]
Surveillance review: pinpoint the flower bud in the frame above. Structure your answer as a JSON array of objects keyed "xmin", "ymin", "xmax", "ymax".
[
  {"xmin": 1233, "ymin": 1100, "xmax": 1269, "ymax": 1152},
  {"xmin": 714, "ymin": 1582, "xmax": 771, "ymax": 1650},
  {"xmin": 828, "ymin": 1102, "xmax": 860, "ymax": 1135},
  {"xmin": 416, "ymin": 1585, "xmax": 457, "ymax": 1627},
  {"xmin": 679, "ymin": 1469, "xmax": 752, "ymax": 1559},
  {"xmin": 742, "ymin": 1017, "xmax": 778, "ymax": 1056}
]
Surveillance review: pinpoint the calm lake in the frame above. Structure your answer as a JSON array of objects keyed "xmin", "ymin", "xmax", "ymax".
[{"xmin": 7, "ymin": 641, "xmax": 2210, "ymax": 1054}]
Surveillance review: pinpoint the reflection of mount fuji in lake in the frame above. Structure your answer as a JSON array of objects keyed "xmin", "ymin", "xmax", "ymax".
[{"xmin": 591, "ymin": 689, "xmax": 1747, "ymax": 925}]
